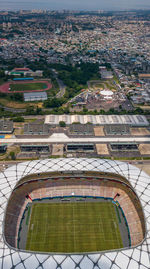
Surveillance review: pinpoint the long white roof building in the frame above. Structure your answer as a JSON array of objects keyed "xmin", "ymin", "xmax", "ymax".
[{"xmin": 45, "ymin": 114, "xmax": 149, "ymax": 126}]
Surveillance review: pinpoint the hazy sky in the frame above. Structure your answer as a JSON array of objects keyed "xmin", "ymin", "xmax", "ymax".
[{"xmin": 0, "ymin": 0, "xmax": 150, "ymax": 11}]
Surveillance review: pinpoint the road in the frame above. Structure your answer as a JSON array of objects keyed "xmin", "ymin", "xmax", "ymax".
[
  {"xmin": 51, "ymin": 69, "xmax": 66, "ymax": 98},
  {"xmin": 1, "ymin": 133, "xmax": 150, "ymax": 144},
  {"xmin": 56, "ymin": 78, "xmax": 66, "ymax": 98},
  {"xmin": 0, "ymin": 104, "xmax": 25, "ymax": 113}
]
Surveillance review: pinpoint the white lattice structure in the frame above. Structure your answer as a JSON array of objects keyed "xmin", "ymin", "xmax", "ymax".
[
  {"xmin": 0, "ymin": 158, "xmax": 150, "ymax": 269},
  {"xmin": 45, "ymin": 114, "xmax": 149, "ymax": 126}
]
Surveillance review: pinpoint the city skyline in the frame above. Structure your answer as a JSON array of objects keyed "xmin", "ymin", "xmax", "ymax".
[{"xmin": 0, "ymin": 0, "xmax": 150, "ymax": 11}]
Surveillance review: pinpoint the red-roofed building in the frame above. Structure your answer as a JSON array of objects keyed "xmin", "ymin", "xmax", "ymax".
[
  {"xmin": 13, "ymin": 68, "xmax": 31, "ymax": 72},
  {"xmin": 7, "ymin": 68, "xmax": 43, "ymax": 77}
]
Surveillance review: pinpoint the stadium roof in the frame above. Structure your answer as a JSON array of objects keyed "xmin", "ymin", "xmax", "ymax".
[
  {"xmin": 13, "ymin": 68, "xmax": 30, "ymax": 71},
  {"xmin": 45, "ymin": 114, "xmax": 149, "ymax": 126},
  {"xmin": 100, "ymin": 90, "xmax": 113, "ymax": 96},
  {"xmin": 101, "ymin": 70, "xmax": 113, "ymax": 79},
  {"xmin": 0, "ymin": 158, "xmax": 150, "ymax": 269},
  {"xmin": 105, "ymin": 124, "xmax": 130, "ymax": 135},
  {"xmin": 24, "ymin": 123, "xmax": 51, "ymax": 135},
  {"xmin": 69, "ymin": 123, "xmax": 94, "ymax": 135},
  {"xmin": 0, "ymin": 120, "xmax": 13, "ymax": 134},
  {"xmin": 24, "ymin": 92, "xmax": 47, "ymax": 102}
]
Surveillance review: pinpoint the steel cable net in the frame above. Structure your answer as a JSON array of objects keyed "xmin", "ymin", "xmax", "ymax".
[{"xmin": 0, "ymin": 158, "xmax": 150, "ymax": 269}]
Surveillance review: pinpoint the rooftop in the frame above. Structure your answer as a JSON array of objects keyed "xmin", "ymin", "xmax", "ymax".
[
  {"xmin": 0, "ymin": 158, "xmax": 149, "ymax": 268},
  {"xmin": 45, "ymin": 115, "xmax": 149, "ymax": 126}
]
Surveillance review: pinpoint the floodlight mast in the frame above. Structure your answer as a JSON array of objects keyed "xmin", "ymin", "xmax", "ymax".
[
  {"xmin": 26, "ymin": 194, "xmax": 32, "ymax": 201},
  {"xmin": 113, "ymin": 193, "xmax": 120, "ymax": 200}
]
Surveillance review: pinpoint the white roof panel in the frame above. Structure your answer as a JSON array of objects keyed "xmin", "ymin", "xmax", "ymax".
[
  {"xmin": 45, "ymin": 115, "xmax": 149, "ymax": 126},
  {"xmin": 0, "ymin": 158, "xmax": 149, "ymax": 269}
]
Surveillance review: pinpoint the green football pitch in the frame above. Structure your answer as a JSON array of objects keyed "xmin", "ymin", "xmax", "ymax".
[
  {"xmin": 9, "ymin": 82, "xmax": 47, "ymax": 91},
  {"xmin": 26, "ymin": 202, "xmax": 123, "ymax": 253}
]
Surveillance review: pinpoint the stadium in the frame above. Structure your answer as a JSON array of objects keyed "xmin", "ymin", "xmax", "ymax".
[
  {"xmin": 0, "ymin": 158, "xmax": 150, "ymax": 268},
  {"xmin": 0, "ymin": 79, "xmax": 52, "ymax": 93}
]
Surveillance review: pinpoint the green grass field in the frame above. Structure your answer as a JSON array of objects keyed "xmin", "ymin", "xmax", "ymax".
[
  {"xmin": 9, "ymin": 82, "xmax": 47, "ymax": 91},
  {"xmin": 26, "ymin": 202, "xmax": 123, "ymax": 253}
]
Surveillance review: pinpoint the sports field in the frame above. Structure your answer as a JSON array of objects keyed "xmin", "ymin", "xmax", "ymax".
[
  {"xmin": 9, "ymin": 82, "xmax": 47, "ymax": 92},
  {"xmin": 26, "ymin": 202, "xmax": 123, "ymax": 253}
]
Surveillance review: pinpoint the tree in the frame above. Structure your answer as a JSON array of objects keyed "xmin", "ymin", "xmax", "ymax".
[
  {"xmin": 44, "ymin": 98, "xmax": 64, "ymax": 108},
  {"xmin": 10, "ymin": 93, "xmax": 23, "ymax": 102},
  {"xmin": 36, "ymin": 106, "xmax": 42, "ymax": 115},
  {"xmin": 63, "ymin": 106, "xmax": 70, "ymax": 114},
  {"xmin": 99, "ymin": 109, "xmax": 105, "ymax": 114},
  {"xmin": 0, "ymin": 70, "xmax": 5, "ymax": 78},
  {"xmin": 26, "ymin": 106, "xmax": 35, "ymax": 115},
  {"xmin": 10, "ymin": 151, "xmax": 16, "ymax": 160},
  {"xmin": 13, "ymin": 116, "xmax": 24, "ymax": 122},
  {"xmin": 83, "ymin": 107, "xmax": 88, "ymax": 113},
  {"xmin": 59, "ymin": 121, "xmax": 66, "ymax": 127},
  {"xmin": 58, "ymin": 62, "xmax": 99, "ymax": 89},
  {"xmin": 108, "ymin": 108, "xmax": 115, "ymax": 114},
  {"xmin": 134, "ymin": 107, "xmax": 144, "ymax": 114}
]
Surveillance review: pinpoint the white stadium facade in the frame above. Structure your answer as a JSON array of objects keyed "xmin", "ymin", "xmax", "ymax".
[{"xmin": 0, "ymin": 158, "xmax": 150, "ymax": 269}]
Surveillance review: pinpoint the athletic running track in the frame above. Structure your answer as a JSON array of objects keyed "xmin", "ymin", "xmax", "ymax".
[{"xmin": 0, "ymin": 80, "xmax": 52, "ymax": 93}]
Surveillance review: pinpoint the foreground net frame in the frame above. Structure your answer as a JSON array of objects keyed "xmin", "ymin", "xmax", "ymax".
[{"xmin": 0, "ymin": 158, "xmax": 150, "ymax": 269}]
